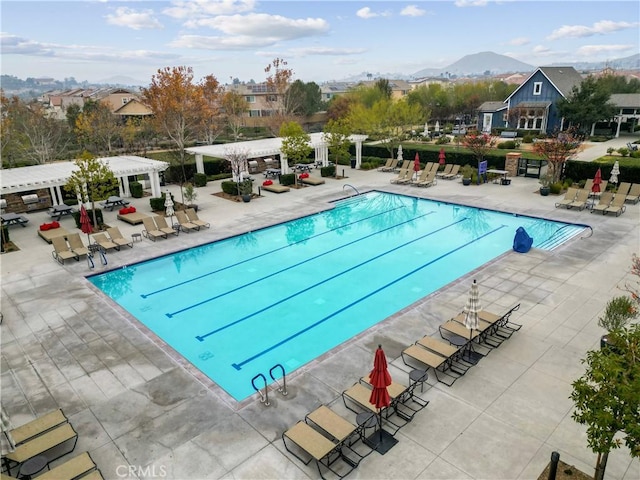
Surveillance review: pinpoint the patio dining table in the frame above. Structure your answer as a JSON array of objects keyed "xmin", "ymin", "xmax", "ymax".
[
  {"xmin": 100, "ymin": 196, "xmax": 130, "ymax": 211},
  {"xmin": 48, "ymin": 204, "xmax": 75, "ymax": 220},
  {"xmin": 1, "ymin": 213, "xmax": 29, "ymax": 227}
]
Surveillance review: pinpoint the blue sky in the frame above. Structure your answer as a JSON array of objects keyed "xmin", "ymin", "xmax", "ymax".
[{"xmin": 1, "ymin": 1, "xmax": 639, "ymax": 85}]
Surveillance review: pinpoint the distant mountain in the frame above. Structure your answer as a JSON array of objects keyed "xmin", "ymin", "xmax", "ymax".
[
  {"xmin": 97, "ymin": 75, "xmax": 146, "ymax": 87},
  {"xmin": 413, "ymin": 51, "xmax": 534, "ymax": 78},
  {"xmin": 549, "ymin": 53, "xmax": 640, "ymax": 71}
]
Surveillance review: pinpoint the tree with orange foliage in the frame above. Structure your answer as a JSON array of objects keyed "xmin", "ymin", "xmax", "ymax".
[
  {"xmin": 142, "ymin": 66, "xmax": 220, "ymax": 200},
  {"xmin": 264, "ymin": 58, "xmax": 295, "ymax": 135},
  {"xmin": 532, "ymin": 128, "xmax": 583, "ymax": 183}
]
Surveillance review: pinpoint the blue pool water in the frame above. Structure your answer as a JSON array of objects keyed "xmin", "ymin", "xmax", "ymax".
[{"xmin": 89, "ymin": 191, "xmax": 586, "ymax": 400}]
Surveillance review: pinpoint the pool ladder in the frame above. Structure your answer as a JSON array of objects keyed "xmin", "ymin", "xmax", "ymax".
[
  {"xmin": 343, "ymin": 184, "xmax": 360, "ymax": 197},
  {"xmin": 251, "ymin": 364, "xmax": 288, "ymax": 406}
]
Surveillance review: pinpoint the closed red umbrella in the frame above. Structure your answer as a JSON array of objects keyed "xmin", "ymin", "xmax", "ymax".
[
  {"xmin": 592, "ymin": 168, "xmax": 602, "ymax": 193},
  {"xmin": 439, "ymin": 148, "xmax": 446, "ymax": 165},
  {"xmin": 79, "ymin": 205, "xmax": 92, "ymax": 241},
  {"xmin": 368, "ymin": 345, "xmax": 397, "ymax": 453},
  {"xmin": 413, "ymin": 153, "xmax": 421, "ymax": 180}
]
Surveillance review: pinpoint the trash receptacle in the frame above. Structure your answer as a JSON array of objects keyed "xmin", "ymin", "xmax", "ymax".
[{"xmin": 350, "ymin": 158, "xmax": 356, "ymax": 169}]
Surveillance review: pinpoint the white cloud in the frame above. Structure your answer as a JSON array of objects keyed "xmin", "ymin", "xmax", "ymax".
[
  {"xmin": 170, "ymin": 34, "xmax": 268, "ymax": 50},
  {"xmin": 508, "ymin": 37, "xmax": 529, "ymax": 46},
  {"xmin": 454, "ymin": 0, "xmax": 489, "ymax": 7},
  {"xmin": 105, "ymin": 7, "xmax": 163, "ymax": 30},
  {"xmin": 335, "ymin": 58, "xmax": 358, "ymax": 65},
  {"xmin": 184, "ymin": 13, "xmax": 329, "ymax": 41},
  {"xmin": 576, "ymin": 44, "xmax": 635, "ymax": 57},
  {"xmin": 288, "ymin": 46, "xmax": 366, "ymax": 56},
  {"xmin": 532, "ymin": 45, "xmax": 553, "ymax": 56},
  {"xmin": 356, "ymin": 7, "xmax": 391, "ymax": 19},
  {"xmin": 547, "ymin": 20, "xmax": 639, "ymax": 40},
  {"xmin": 163, "ymin": 0, "xmax": 255, "ymax": 19},
  {"xmin": 1, "ymin": 33, "xmax": 54, "ymax": 56},
  {"xmin": 400, "ymin": 5, "xmax": 426, "ymax": 17}
]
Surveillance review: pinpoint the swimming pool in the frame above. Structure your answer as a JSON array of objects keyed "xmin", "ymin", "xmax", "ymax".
[{"xmin": 89, "ymin": 191, "xmax": 586, "ymax": 400}]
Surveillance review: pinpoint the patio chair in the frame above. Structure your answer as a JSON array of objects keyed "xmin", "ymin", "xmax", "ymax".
[
  {"xmin": 175, "ymin": 211, "xmax": 200, "ymax": 233},
  {"xmin": 409, "ymin": 167, "xmax": 432, "ymax": 185},
  {"xmin": 66, "ymin": 233, "xmax": 90, "ymax": 258},
  {"xmin": 106, "ymin": 227, "xmax": 134, "ymax": 248},
  {"xmin": 8, "ymin": 409, "xmax": 68, "ymax": 446},
  {"xmin": 568, "ymin": 189, "xmax": 590, "ymax": 210},
  {"xmin": 415, "ymin": 169, "xmax": 437, "ymax": 188},
  {"xmin": 305, "ymin": 406, "xmax": 372, "ymax": 462},
  {"xmin": 2, "ymin": 423, "xmax": 78, "ymax": 476},
  {"xmin": 583, "ymin": 179, "xmax": 593, "ymax": 192},
  {"xmin": 477, "ymin": 304, "xmax": 522, "ymax": 338},
  {"xmin": 442, "ymin": 164, "xmax": 461, "ymax": 180},
  {"xmin": 615, "ymin": 182, "xmax": 631, "ymax": 200},
  {"xmin": 92, "ymin": 233, "xmax": 120, "ymax": 252},
  {"xmin": 153, "ymin": 215, "xmax": 179, "ymax": 236},
  {"xmin": 186, "ymin": 208, "xmax": 210, "ymax": 229},
  {"xmin": 452, "ymin": 312, "xmax": 505, "ymax": 348},
  {"xmin": 377, "ymin": 158, "xmax": 393, "ymax": 171},
  {"xmin": 341, "ymin": 382, "xmax": 407, "ymax": 435},
  {"xmin": 282, "ymin": 421, "xmax": 359, "ymax": 480},
  {"xmin": 590, "ymin": 192, "xmax": 614, "ymax": 214},
  {"xmin": 401, "ymin": 343, "xmax": 463, "ymax": 387},
  {"xmin": 51, "ymin": 236, "xmax": 79, "ymax": 264},
  {"xmin": 436, "ymin": 164, "xmax": 453, "ymax": 179},
  {"xmin": 626, "ymin": 183, "xmax": 640, "ymax": 204},
  {"xmin": 37, "ymin": 451, "xmax": 101, "ymax": 480},
  {"xmin": 555, "ymin": 187, "xmax": 579, "ymax": 208},
  {"xmin": 142, "ymin": 217, "xmax": 168, "ymax": 241},
  {"xmin": 360, "ymin": 373, "xmax": 428, "ymax": 419},
  {"xmin": 604, "ymin": 194, "xmax": 627, "ymax": 216},
  {"xmin": 390, "ymin": 167, "xmax": 411, "ymax": 184}
]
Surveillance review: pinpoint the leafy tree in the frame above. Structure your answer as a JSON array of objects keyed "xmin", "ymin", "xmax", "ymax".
[
  {"xmin": 279, "ymin": 121, "xmax": 311, "ymax": 186},
  {"xmin": 141, "ymin": 66, "xmax": 210, "ymax": 202},
  {"xmin": 200, "ymin": 74, "xmax": 224, "ymax": 145},
  {"xmin": 75, "ymin": 100, "xmax": 122, "ymax": 155},
  {"xmin": 264, "ymin": 57, "xmax": 295, "ymax": 135},
  {"xmin": 327, "ymin": 95, "xmax": 355, "ymax": 122},
  {"xmin": 571, "ymin": 323, "xmax": 640, "ymax": 480},
  {"xmin": 557, "ymin": 76, "xmax": 618, "ymax": 135},
  {"xmin": 221, "ymin": 91, "xmax": 249, "ymax": 141},
  {"xmin": 286, "ymin": 80, "xmax": 323, "ymax": 117},
  {"xmin": 65, "ymin": 104, "xmax": 82, "ymax": 130},
  {"xmin": 532, "ymin": 128, "xmax": 583, "ymax": 183},
  {"xmin": 65, "ymin": 151, "xmax": 119, "ymax": 227},
  {"xmin": 223, "ymin": 147, "xmax": 250, "ymax": 198},
  {"xmin": 375, "ymin": 78, "xmax": 392, "ymax": 99},
  {"xmin": 323, "ymin": 119, "xmax": 351, "ymax": 176},
  {"xmin": 462, "ymin": 133, "xmax": 496, "ymax": 183},
  {"xmin": 594, "ymin": 73, "xmax": 640, "ymax": 94}
]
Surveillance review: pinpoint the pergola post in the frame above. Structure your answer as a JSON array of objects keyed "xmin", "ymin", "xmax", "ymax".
[{"xmin": 195, "ymin": 154, "xmax": 205, "ymax": 174}]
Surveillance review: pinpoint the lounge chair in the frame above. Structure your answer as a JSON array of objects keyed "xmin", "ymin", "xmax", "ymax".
[
  {"xmin": 37, "ymin": 451, "xmax": 102, "ymax": 480},
  {"xmin": 415, "ymin": 169, "xmax": 437, "ymax": 187},
  {"xmin": 377, "ymin": 158, "xmax": 394, "ymax": 171},
  {"xmin": 51, "ymin": 236, "xmax": 79, "ymax": 264},
  {"xmin": 38, "ymin": 227, "xmax": 70, "ymax": 244},
  {"xmin": 175, "ymin": 211, "xmax": 200, "ymax": 233},
  {"xmin": 186, "ymin": 208, "xmax": 210, "ymax": 229},
  {"xmin": 107, "ymin": 227, "xmax": 134, "ymax": 248},
  {"xmin": 615, "ymin": 182, "xmax": 631, "ymax": 200},
  {"xmin": 153, "ymin": 215, "xmax": 179, "ymax": 236},
  {"xmin": 401, "ymin": 343, "xmax": 463, "ymax": 387},
  {"xmin": 8, "ymin": 409, "xmax": 68, "ymax": 446},
  {"xmin": 583, "ymin": 179, "xmax": 593, "ymax": 192},
  {"xmin": 117, "ymin": 211, "xmax": 148, "ymax": 225},
  {"xmin": 590, "ymin": 192, "xmax": 613, "ymax": 214},
  {"xmin": 409, "ymin": 167, "xmax": 432, "ymax": 185},
  {"xmin": 341, "ymin": 383, "xmax": 407, "ymax": 435},
  {"xmin": 396, "ymin": 160, "xmax": 411, "ymax": 172},
  {"xmin": 304, "ymin": 406, "xmax": 371, "ymax": 462},
  {"xmin": 262, "ymin": 183, "xmax": 290, "ymax": 193},
  {"xmin": 300, "ymin": 175, "xmax": 325, "ymax": 186},
  {"xmin": 66, "ymin": 233, "xmax": 90, "ymax": 258},
  {"xmin": 555, "ymin": 187, "xmax": 579, "ymax": 208},
  {"xmin": 442, "ymin": 164, "xmax": 460, "ymax": 180},
  {"xmin": 436, "ymin": 164, "xmax": 453, "ymax": 179},
  {"xmin": 568, "ymin": 189, "xmax": 590, "ymax": 210},
  {"xmin": 92, "ymin": 233, "xmax": 120, "ymax": 252},
  {"xmin": 452, "ymin": 312, "xmax": 505, "ymax": 348},
  {"xmin": 142, "ymin": 217, "xmax": 168, "ymax": 241},
  {"xmin": 626, "ymin": 183, "xmax": 640, "ymax": 204},
  {"xmin": 282, "ymin": 421, "xmax": 359, "ymax": 480},
  {"xmin": 390, "ymin": 167, "xmax": 411, "ymax": 184},
  {"xmin": 477, "ymin": 304, "xmax": 522, "ymax": 338},
  {"xmin": 604, "ymin": 194, "xmax": 627, "ymax": 216},
  {"xmin": 2, "ymin": 423, "xmax": 78, "ymax": 476}
]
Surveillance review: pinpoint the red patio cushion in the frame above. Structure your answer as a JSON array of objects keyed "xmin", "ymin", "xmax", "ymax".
[{"xmin": 263, "ymin": 180, "xmax": 273, "ymax": 186}]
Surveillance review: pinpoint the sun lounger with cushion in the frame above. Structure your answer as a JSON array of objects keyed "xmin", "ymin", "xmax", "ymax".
[
  {"xmin": 9, "ymin": 409, "xmax": 68, "ymax": 446},
  {"xmin": 409, "ymin": 168, "xmax": 431, "ymax": 185},
  {"xmin": 37, "ymin": 451, "xmax": 100, "ymax": 480},
  {"xmin": 377, "ymin": 158, "xmax": 393, "ymax": 171},
  {"xmin": 185, "ymin": 208, "xmax": 210, "ymax": 228},
  {"xmin": 614, "ymin": 182, "xmax": 631, "ymax": 200},
  {"xmin": 477, "ymin": 304, "xmax": 522, "ymax": 338},
  {"xmin": 282, "ymin": 421, "xmax": 358, "ymax": 480},
  {"xmin": 604, "ymin": 194, "xmax": 627, "ymax": 216},
  {"xmin": 555, "ymin": 187, "xmax": 579, "ymax": 208},
  {"xmin": 390, "ymin": 167, "xmax": 411, "ymax": 184},
  {"xmin": 107, "ymin": 227, "xmax": 134, "ymax": 248},
  {"xmin": 415, "ymin": 169, "xmax": 437, "ymax": 187},
  {"xmin": 442, "ymin": 164, "xmax": 461, "ymax": 180},
  {"xmin": 301, "ymin": 176, "xmax": 326, "ymax": 186},
  {"xmin": 142, "ymin": 217, "xmax": 168, "ymax": 241},
  {"xmin": 625, "ymin": 183, "xmax": 640, "ymax": 204},
  {"xmin": 341, "ymin": 383, "xmax": 407, "ymax": 435},
  {"xmin": 51, "ymin": 236, "xmax": 79, "ymax": 264},
  {"xmin": 66, "ymin": 233, "xmax": 90, "ymax": 258},
  {"xmin": 436, "ymin": 164, "xmax": 453, "ymax": 178},
  {"xmin": 92, "ymin": 233, "xmax": 120, "ymax": 252},
  {"xmin": 262, "ymin": 183, "xmax": 291, "ymax": 193},
  {"xmin": 38, "ymin": 227, "xmax": 70, "ymax": 244},
  {"xmin": 153, "ymin": 215, "xmax": 179, "ymax": 236},
  {"xmin": 117, "ymin": 211, "xmax": 149, "ymax": 225},
  {"xmin": 583, "ymin": 179, "xmax": 593, "ymax": 192},
  {"xmin": 590, "ymin": 192, "xmax": 613, "ymax": 214},
  {"xmin": 401, "ymin": 344, "xmax": 461, "ymax": 386},
  {"xmin": 175, "ymin": 211, "xmax": 200, "ymax": 233},
  {"xmin": 3, "ymin": 423, "xmax": 78, "ymax": 476}
]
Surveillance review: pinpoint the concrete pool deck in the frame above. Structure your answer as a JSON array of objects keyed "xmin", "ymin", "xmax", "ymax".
[{"xmin": 1, "ymin": 136, "xmax": 639, "ymax": 479}]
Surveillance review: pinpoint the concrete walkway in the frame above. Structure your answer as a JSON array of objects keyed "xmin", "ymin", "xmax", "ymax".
[{"xmin": 1, "ymin": 137, "xmax": 639, "ymax": 480}]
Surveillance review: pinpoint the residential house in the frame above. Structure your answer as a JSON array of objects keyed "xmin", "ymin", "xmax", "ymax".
[
  {"xmin": 320, "ymin": 82, "xmax": 354, "ymax": 102},
  {"xmin": 408, "ymin": 76, "xmax": 451, "ymax": 90},
  {"xmin": 477, "ymin": 101, "xmax": 508, "ymax": 133},
  {"xmin": 356, "ymin": 79, "xmax": 412, "ymax": 99},
  {"xmin": 41, "ymin": 87, "xmax": 151, "ymax": 120}
]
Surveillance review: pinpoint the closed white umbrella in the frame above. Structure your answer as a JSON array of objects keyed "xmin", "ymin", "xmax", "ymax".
[
  {"xmin": 462, "ymin": 279, "xmax": 482, "ymax": 363},
  {"xmin": 164, "ymin": 191, "xmax": 174, "ymax": 220},
  {"xmin": 397, "ymin": 145, "xmax": 403, "ymax": 161},
  {"xmin": 609, "ymin": 160, "xmax": 620, "ymax": 185}
]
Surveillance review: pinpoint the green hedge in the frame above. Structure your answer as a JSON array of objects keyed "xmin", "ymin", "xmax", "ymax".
[
  {"xmin": 149, "ymin": 192, "xmax": 175, "ymax": 211},
  {"xmin": 1, "ymin": 226, "xmax": 9, "ymax": 252},
  {"xmin": 163, "ymin": 159, "xmax": 230, "ymax": 184},
  {"xmin": 72, "ymin": 208, "xmax": 104, "ymax": 228},
  {"xmin": 221, "ymin": 180, "xmax": 239, "ymax": 195},
  {"xmin": 129, "ymin": 181, "xmax": 143, "ymax": 198},
  {"xmin": 321, "ymin": 166, "xmax": 335, "ymax": 177},
  {"xmin": 280, "ymin": 173, "xmax": 295, "ymax": 186},
  {"xmin": 564, "ymin": 159, "xmax": 640, "ymax": 185}
]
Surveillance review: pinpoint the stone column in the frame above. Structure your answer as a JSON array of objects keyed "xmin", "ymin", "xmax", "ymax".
[{"xmin": 505, "ymin": 152, "xmax": 521, "ymax": 177}]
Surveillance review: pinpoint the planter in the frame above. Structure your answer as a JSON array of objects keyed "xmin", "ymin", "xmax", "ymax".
[
  {"xmin": 462, "ymin": 178, "xmax": 472, "ymax": 186},
  {"xmin": 501, "ymin": 178, "xmax": 511, "ymax": 186},
  {"xmin": 242, "ymin": 194, "xmax": 252, "ymax": 203},
  {"xmin": 600, "ymin": 334, "xmax": 623, "ymax": 355},
  {"xmin": 539, "ymin": 186, "xmax": 550, "ymax": 196}
]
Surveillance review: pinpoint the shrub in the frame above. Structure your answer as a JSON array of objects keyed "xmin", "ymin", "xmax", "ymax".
[
  {"xmin": 72, "ymin": 208, "xmax": 103, "ymax": 228},
  {"xmin": 606, "ymin": 147, "xmax": 615, "ymax": 155},
  {"xmin": 221, "ymin": 180, "xmax": 239, "ymax": 195},
  {"xmin": 194, "ymin": 172, "xmax": 208, "ymax": 187},
  {"xmin": 617, "ymin": 147, "xmax": 630, "ymax": 157},
  {"xmin": 280, "ymin": 173, "xmax": 295, "ymax": 186},
  {"xmin": 550, "ymin": 182, "xmax": 563, "ymax": 194},
  {"xmin": 360, "ymin": 162, "xmax": 375, "ymax": 170},
  {"xmin": 436, "ymin": 136, "xmax": 451, "ymax": 145},
  {"xmin": 320, "ymin": 165, "xmax": 335, "ymax": 177},
  {"xmin": 497, "ymin": 140, "xmax": 517, "ymax": 149},
  {"xmin": 598, "ymin": 296, "xmax": 638, "ymax": 332},
  {"xmin": 129, "ymin": 181, "xmax": 143, "ymax": 198},
  {"xmin": 522, "ymin": 135, "xmax": 534, "ymax": 144},
  {"xmin": 1, "ymin": 226, "xmax": 10, "ymax": 252},
  {"xmin": 210, "ymin": 173, "xmax": 233, "ymax": 181}
]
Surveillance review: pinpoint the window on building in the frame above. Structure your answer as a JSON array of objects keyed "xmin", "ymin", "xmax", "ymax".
[
  {"xmin": 533, "ymin": 82, "xmax": 542, "ymax": 95},
  {"xmin": 266, "ymin": 95, "xmax": 278, "ymax": 102},
  {"xmin": 122, "ymin": 98, "xmax": 129, "ymax": 105},
  {"xmin": 249, "ymin": 110, "xmax": 261, "ymax": 117},
  {"xmin": 245, "ymin": 96, "xmax": 255, "ymax": 103}
]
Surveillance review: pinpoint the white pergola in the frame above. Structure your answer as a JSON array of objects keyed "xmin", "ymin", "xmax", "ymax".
[
  {"xmin": 185, "ymin": 132, "xmax": 369, "ymax": 175},
  {"xmin": 0, "ymin": 156, "xmax": 169, "ymax": 204}
]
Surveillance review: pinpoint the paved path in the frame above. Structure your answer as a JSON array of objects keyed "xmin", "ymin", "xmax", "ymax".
[{"xmin": 2, "ymin": 137, "xmax": 638, "ymax": 480}]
